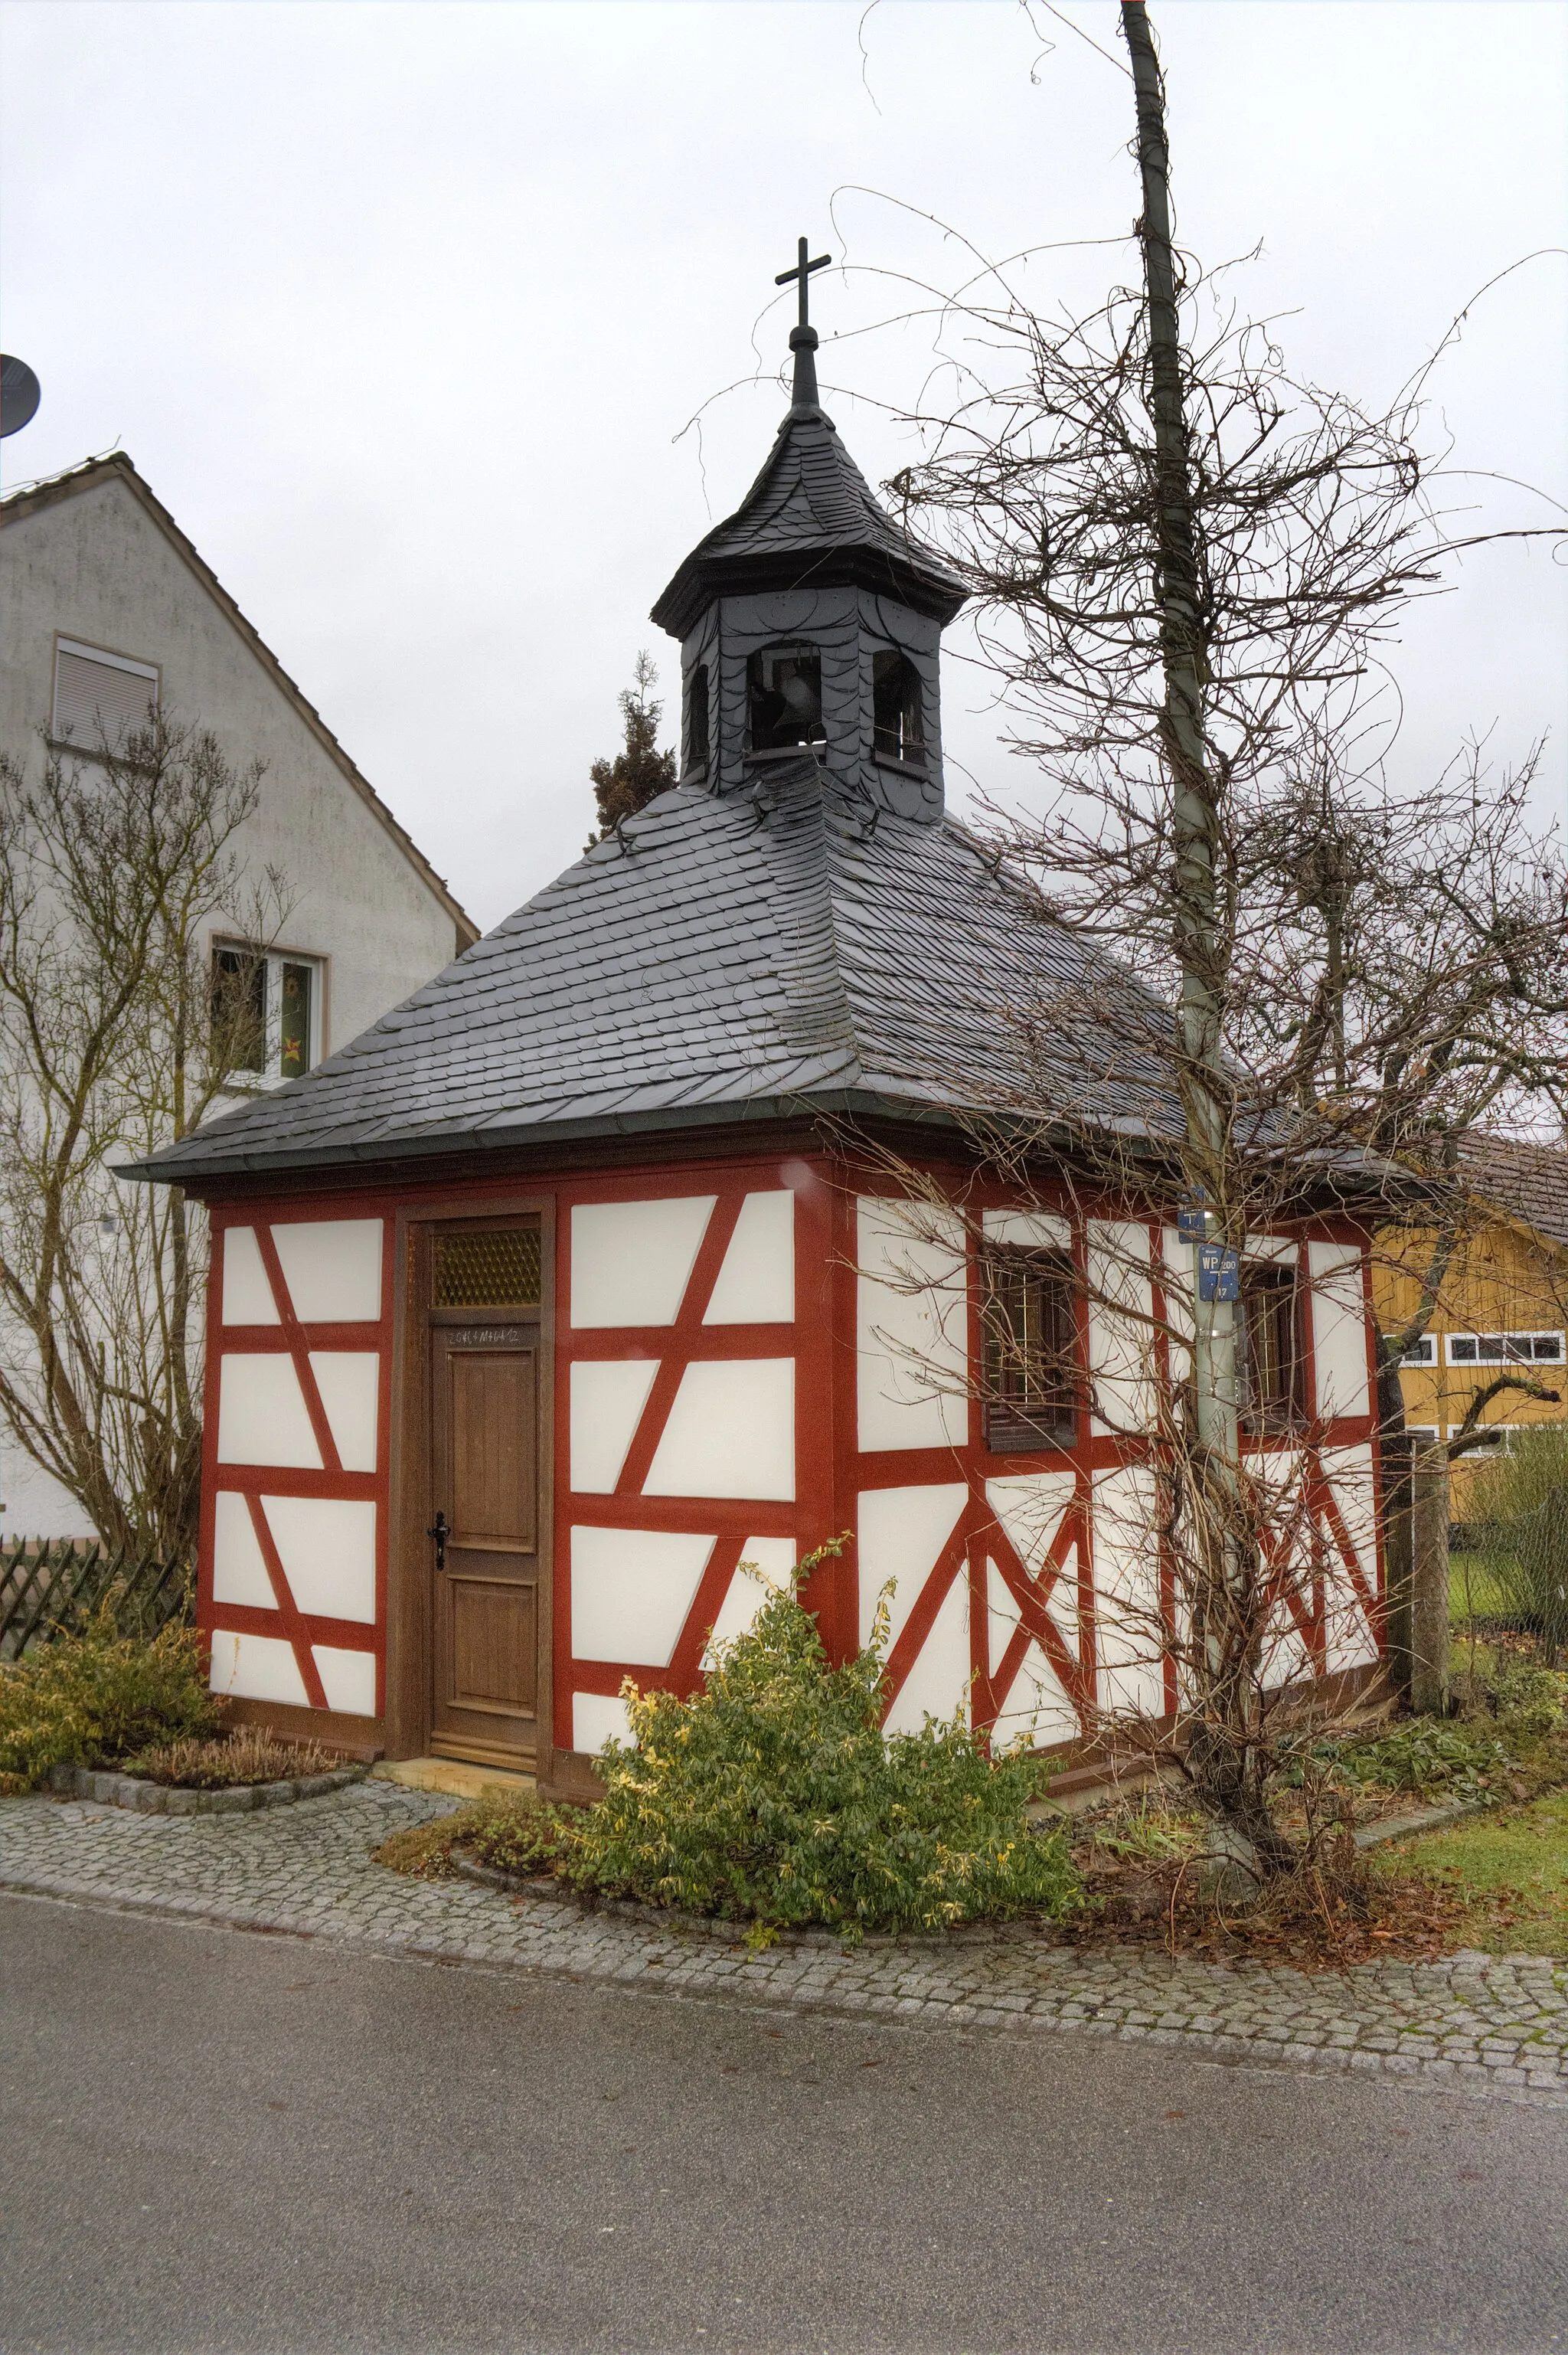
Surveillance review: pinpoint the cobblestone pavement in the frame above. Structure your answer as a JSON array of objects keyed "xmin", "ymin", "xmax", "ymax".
[{"xmin": 3, "ymin": 1782, "xmax": 1565, "ymax": 2106}]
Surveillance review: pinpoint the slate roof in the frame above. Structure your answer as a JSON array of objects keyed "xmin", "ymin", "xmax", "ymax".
[
  {"xmin": 1459, "ymin": 1133, "xmax": 1568, "ymax": 1254},
  {"xmin": 133, "ymin": 764, "xmax": 1178, "ymax": 1184},
  {"xmin": 649, "ymin": 398, "xmax": 966, "ymax": 638}
]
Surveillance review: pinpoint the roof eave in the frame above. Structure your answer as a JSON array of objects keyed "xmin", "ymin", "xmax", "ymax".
[{"xmin": 650, "ymin": 544, "xmax": 966, "ymax": 641}]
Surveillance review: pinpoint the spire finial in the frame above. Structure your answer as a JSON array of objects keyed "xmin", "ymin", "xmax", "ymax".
[{"xmin": 774, "ymin": 234, "xmax": 831, "ymax": 412}]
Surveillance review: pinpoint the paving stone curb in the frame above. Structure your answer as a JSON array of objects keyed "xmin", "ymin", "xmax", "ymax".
[
  {"xmin": 446, "ymin": 1847, "xmax": 1066, "ymax": 1949},
  {"xmin": 44, "ymin": 1762, "xmax": 367, "ymax": 1815},
  {"xmin": 3, "ymin": 1784, "xmax": 1563, "ymax": 2108}
]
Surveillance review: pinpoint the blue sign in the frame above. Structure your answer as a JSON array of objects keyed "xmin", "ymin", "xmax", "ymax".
[
  {"xmin": 1177, "ymin": 1202, "xmax": 1212, "ymax": 1241},
  {"xmin": 1197, "ymin": 1243, "xmax": 1240, "ymax": 1303}
]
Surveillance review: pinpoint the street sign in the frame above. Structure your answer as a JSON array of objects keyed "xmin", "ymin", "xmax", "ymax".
[
  {"xmin": 1177, "ymin": 1202, "xmax": 1211, "ymax": 1241},
  {"xmin": 1197, "ymin": 1242, "xmax": 1240, "ymax": 1303}
]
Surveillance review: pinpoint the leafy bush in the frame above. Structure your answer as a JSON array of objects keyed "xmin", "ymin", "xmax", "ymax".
[
  {"xmin": 1467, "ymin": 1429, "xmax": 1568, "ymax": 1663},
  {"xmin": 0, "ymin": 1608, "xmax": 219, "ymax": 1792},
  {"xmin": 460, "ymin": 1789, "xmax": 577, "ymax": 1876},
  {"xmin": 1276, "ymin": 1716, "xmax": 1508, "ymax": 1804},
  {"xmin": 122, "ymin": 1729, "xmax": 347, "ymax": 1788},
  {"xmin": 555, "ymin": 1559, "xmax": 1082, "ymax": 1936}
]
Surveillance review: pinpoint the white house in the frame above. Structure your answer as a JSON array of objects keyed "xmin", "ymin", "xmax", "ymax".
[{"xmin": 0, "ymin": 453, "xmax": 475, "ymax": 1536}]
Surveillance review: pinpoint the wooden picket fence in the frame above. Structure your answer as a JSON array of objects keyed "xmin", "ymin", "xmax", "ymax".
[{"xmin": 0, "ymin": 1539, "xmax": 192, "ymax": 1663}]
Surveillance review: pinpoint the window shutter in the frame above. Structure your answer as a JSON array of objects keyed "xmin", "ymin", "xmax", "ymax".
[{"xmin": 52, "ymin": 643, "xmax": 159, "ymax": 746}]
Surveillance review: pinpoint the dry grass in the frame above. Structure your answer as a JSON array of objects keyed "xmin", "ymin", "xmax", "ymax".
[{"xmin": 123, "ymin": 1727, "xmax": 348, "ymax": 1788}]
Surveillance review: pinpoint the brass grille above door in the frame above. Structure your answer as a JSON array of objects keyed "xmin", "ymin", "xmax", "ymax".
[{"xmin": 433, "ymin": 1227, "xmax": 541, "ymax": 1309}]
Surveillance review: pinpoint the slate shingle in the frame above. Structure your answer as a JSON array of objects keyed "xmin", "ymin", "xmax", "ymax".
[{"xmin": 133, "ymin": 762, "xmax": 1178, "ymax": 1184}]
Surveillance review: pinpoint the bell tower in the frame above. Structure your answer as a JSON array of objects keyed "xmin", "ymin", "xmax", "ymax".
[{"xmin": 650, "ymin": 238, "xmax": 965, "ymax": 824}]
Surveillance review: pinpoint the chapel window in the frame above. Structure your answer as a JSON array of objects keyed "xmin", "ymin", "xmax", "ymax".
[
  {"xmin": 747, "ymin": 644, "xmax": 825, "ymax": 754},
  {"xmin": 686, "ymin": 663, "xmax": 710, "ymax": 777},
  {"xmin": 872, "ymin": 648, "xmax": 925, "ymax": 767},
  {"xmin": 982, "ymin": 1246, "xmax": 1079, "ymax": 1451},
  {"xmin": 1240, "ymin": 1265, "xmax": 1305, "ymax": 1431},
  {"xmin": 211, "ymin": 944, "xmax": 323, "ymax": 1084}
]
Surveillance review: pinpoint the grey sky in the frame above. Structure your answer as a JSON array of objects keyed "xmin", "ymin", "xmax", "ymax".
[{"xmin": 3, "ymin": 0, "xmax": 1564, "ymax": 934}]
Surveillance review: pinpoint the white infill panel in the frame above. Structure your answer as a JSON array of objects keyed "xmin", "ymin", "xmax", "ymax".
[
  {"xmin": 985, "ymin": 1470, "xmax": 1076, "ymax": 1578},
  {"xmin": 1308, "ymin": 1242, "xmax": 1371, "ymax": 1420},
  {"xmin": 261, "ymin": 1496, "xmax": 377, "ymax": 1623},
  {"xmin": 308, "ymin": 1353, "xmax": 380, "ymax": 1473},
  {"xmin": 704, "ymin": 1190, "xmax": 795, "ymax": 1324},
  {"xmin": 644, "ymin": 1359, "xmax": 795, "ymax": 1500},
  {"xmin": 1088, "ymin": 1221, "xmax": 1155, "ymax": 1438},
  {"xmin": 884, "ymin": 1573, "xmax": 970, "ymax": 1734},
  {"xmin": 570, "ymin": 1360, "xmax": 660, "ymax": 1493},
  {"xmin": 570, "ymin": 1196, "xmax": 715, "ymax": 1328},
  {"xmin": 573, "ymin": 1690, "xmax": 635, "ymax": 1754},
  {"xmin": 216, "ymin": 1356, "xmax": 322, "ymax": 1469},
  {"xmin": 221, "ymin": 1227, "xmax": 279, "ymax": 1326},
  {"xmin": 211, "ymin": 1490, "xmax": 276, "ymax": 1611},
  {"xmin": 312, "ymin": 1646, "xmax": 377, "ymax": 1717},
  {"xmin": 270, "ymin": 1219, "xmax": 384, "ymax": 1324},
  {"xmin": 982, "ymin": 1208, "xmax": 1070, "ymax": 1249},
  {"xmin": 1321, "ymin": 1442, "xmax": 1381, "ymax": 1671},
  {"xmin": 985, "ymin": 1472, "xmax": 1081, "ymax": 1654},
  {"xmin": 991, "ymin": 1629, "xmax": 1080, "ymax": 1751},
  {"xmin": 856, "ymin": 1198, "xmax": 969, "ymax": 1451},
  {"xmin": 1091, "ymin": 1466, "xmax": 1165, "ymax": 1716},
  {"xmin": 208, "ymin": 1629, "xmax": 309, "ymax": 1706},
  {"xmin": 570, "ymin": 1526, "xmax": 715, "ymax": 1665},
  {"xmin": 857, "ymin": 1482, "xmax": 969, "ymax": 1651},
  {"xmin": 987, "ymin": 1554, "xmax": 1022, "ymax": 1672},
  {"xmin": 1160, "ymin": 1229, "xmax": 1194, "ymax": 1392},
  {"xmin": 702, "ymin": 1538, "xmax": 799, "ymax": 1657}
]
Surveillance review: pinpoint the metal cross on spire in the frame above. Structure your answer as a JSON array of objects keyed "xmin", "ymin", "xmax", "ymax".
[
  {"xmin": 775, "ymin": 236, "xmax": 831, "ymax": 413},
  {"xmin": 775, "ymin": 235, "xmax": 831, "ymax": 329}
]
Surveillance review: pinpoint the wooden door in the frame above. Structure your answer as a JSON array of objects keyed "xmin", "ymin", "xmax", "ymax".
[{"xmin": 429, "ymin": 1303, "xmax": 544, "ymax": 1769}]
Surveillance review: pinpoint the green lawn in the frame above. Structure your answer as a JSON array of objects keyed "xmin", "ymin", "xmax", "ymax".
[
  {"xmin": 1449, "ymin": 1549, "xmax": 1514, "ymax": 1627},
  {"xmin": 1378, "ymin": 1788, "xmax": 1568, "ymax": 1957}
]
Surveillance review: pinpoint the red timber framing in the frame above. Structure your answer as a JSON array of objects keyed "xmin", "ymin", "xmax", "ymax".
[{"xmin": 192, "ymin": 1140, "xmax": 1386, "ymax": 1781}]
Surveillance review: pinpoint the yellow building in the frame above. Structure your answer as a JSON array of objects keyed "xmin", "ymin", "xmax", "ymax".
[{"xmin": 1376, "ymin": 1135, "xmax": 1568, "ymax": 1505}]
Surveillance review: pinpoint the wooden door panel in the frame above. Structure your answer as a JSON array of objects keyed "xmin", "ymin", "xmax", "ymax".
[
  {"xmin": 450, "ymin": 1350, "xmax": 536, "ymax": 1551},
  {"xmin": 427, "ymin": 1280, "xmax": 545, "ymax": 1769},
  {"xmin": 447, "ymin": 1576, "xmax": 537, "ymax": 1716}
]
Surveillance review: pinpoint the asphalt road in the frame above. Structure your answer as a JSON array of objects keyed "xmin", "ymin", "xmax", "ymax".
[{"xmin": 2, "ymin": 1892, "xmax": 1564, "ymax": 2355}]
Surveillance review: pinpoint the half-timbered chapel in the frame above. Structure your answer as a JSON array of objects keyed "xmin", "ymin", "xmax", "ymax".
[{"xmin": 137, "ymin": 263, "xmax": 1387, "ymax": 1795}]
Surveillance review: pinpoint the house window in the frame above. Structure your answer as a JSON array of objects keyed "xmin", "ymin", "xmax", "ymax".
[
  {"xmin": 1405, "ymin": 1425, "xmax": 1441, "ymax": 1451},
  {"xmin": 1447, "ymin": 1331, "xmax": 1565, "ymax": 1367},
  {"xmin": 211, "ymin": 944, "xmax": 322, "ymax": 1082},
  {"xmin": 1400, "ymin": 1333, "xmax": 1438, "ymax": 1369},
  {"xmin": 747, "ymin": 644, "xmax": 825, "ymax": 754},
  {"xmin": 685, "ymin": 663, "xmax": 710, "ymax": 777},
  {"xmin": 51, "ymin": 638, "xmax": 159, "ymax": 747},
  {"xmin": 1240, "ymin": 1266, "xmax": 1304, "ymax": 1431},
  {"xmin": 982, "ymin": 1247, "xmax": 1078, "ymax": 1450},
  {"xmin": 871, "ymin": 649, "xmax": 926, "ymax": 767}
]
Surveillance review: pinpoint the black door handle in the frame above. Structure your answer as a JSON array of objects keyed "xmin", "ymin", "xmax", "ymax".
[{"xmin": 427, "ymin": 1510, "xmax": 449, "ymax": 1570}]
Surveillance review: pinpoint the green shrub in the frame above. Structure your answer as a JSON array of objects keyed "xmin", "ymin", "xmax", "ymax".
[
  {"xmin": 0, "ymin": 1608, "xmax": 219, "ymax": 1792},
  {"xmin": 461, "ymin": 1789, "xmax": 577, "ymax": 1876},
  {"xmin": 1276, "ymin": 1716, "xmax": 1508, "ymax": 1804},
  {"xmin": 556, "ymin": 1556, "xmax": 1082, "ymax": 1936}
]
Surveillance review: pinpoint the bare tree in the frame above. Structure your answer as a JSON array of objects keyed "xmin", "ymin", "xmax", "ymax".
[
  {"xmin": 844, "ymin": 1, "xmax": 1566, "ymax": 1861},
  {"xmin": 0, "ymin": 713, "xmax": 285, "ymax": 1558}
]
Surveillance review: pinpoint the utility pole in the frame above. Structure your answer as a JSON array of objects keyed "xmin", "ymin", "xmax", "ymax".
[{"xmin": 1121, "ymin": 1, "xmax": 1249, "ymax": 1810}]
